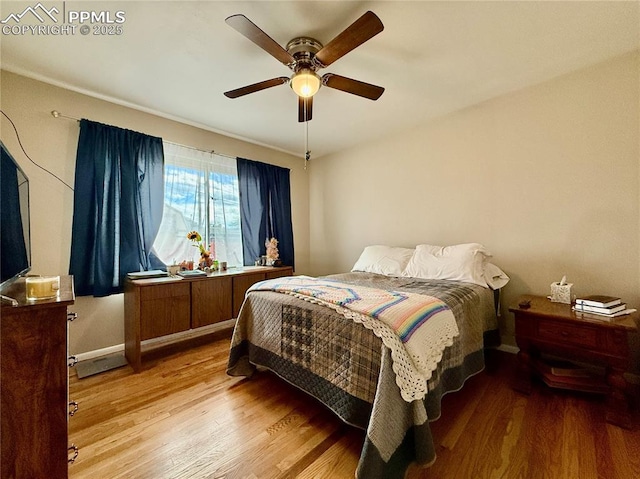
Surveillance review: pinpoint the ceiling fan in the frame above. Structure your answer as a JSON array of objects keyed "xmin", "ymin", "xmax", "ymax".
[{"xmin": 224, "ymin": 11, "xmax": 385, "ymax": 122}]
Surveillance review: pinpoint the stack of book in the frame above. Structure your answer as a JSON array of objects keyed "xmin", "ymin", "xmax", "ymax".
[{"xmin": 573, "ymin": 294, "xmax": 636, "ymax": 320}]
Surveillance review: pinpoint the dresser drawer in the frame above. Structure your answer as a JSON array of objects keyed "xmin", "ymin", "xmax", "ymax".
[
  {"xmin": 536, "ymin": 319, "xmax": 599, "ymax": 349},
  {"xmin": 140, "ymin": 282, "xmax": 190, "ymax": 301}
]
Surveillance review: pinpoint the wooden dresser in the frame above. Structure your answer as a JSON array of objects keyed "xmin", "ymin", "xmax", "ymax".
[
  {"xmin": 1, "ymin": 276, "xmax": 76, "ymax": 479},
  {"xmin": 124, "ymin": 266, "xmax": 293, "ymax": 372}
]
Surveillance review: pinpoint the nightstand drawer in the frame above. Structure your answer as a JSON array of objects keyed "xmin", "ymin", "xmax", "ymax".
[{"xmin": 537, "ymin": 320, "xmax": 598, "ymax": 348}]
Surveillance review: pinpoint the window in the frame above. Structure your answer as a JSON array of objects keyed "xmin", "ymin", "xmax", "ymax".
[{"xmin": 152, "ymin": 142, "xmax": 243, "ymax": 267}]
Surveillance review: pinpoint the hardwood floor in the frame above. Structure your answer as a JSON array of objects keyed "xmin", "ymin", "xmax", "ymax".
[{"xmin": 69, "ymin": 337, "xmax": 640, "ymax": 479}]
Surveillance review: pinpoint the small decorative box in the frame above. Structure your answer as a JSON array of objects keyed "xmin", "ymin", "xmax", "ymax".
[{"xmin": 550, "ymin": 281, "xmax": 573, "ymax": 304}]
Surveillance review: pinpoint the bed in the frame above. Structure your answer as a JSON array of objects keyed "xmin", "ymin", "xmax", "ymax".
[{"xmin": 227, "ymin": 263, "xmax": 501, "ymax": 478}]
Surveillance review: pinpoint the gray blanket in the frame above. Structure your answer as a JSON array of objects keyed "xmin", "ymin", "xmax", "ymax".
[{"xmin": 227, "ymin": 272, "xmax": 498, "ymax": 478}]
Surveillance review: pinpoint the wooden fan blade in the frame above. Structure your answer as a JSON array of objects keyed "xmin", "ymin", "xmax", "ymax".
[
  {"xmin": 298, "ymin": 96, "xmax": 313, "ymax": 122},
  {"xmin": 314, "ymin": 11, "xmax": 383, "ymax": 68},
  {"xmin": 322, "ymin": 73, "xmax": 384, "ymax": 100},
  {"xmin": 224, "ymin": 77, "xmax": 289, "ymax": 99},
  {"xmin": 225, "ymin": 15, "xmax": 295, "ymax": 65}
]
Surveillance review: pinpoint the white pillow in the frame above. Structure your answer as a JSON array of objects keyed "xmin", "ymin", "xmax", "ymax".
[
  {"xmin": 403, "ymin": 243, "xmax": 492, "ymax": 287},
  {"xmin": 483, "ymin": 263, "xmax": 510, "ymax": 290},
  {"xmin": 484, "ymin": 263, "xmax": 510, "ymax": 289},
  {"xmin": 351, "ymin": 245, "xmax": 415, "ymax": 277}
]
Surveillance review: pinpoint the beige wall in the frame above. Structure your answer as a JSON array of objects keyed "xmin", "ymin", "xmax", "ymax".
[
  {"xmin": 309, "ymin": 52, "xmax": 640, "ymax": 363},
  {"xmin": 3, "ymin": 51, "xmax": 639, "ymax": 364},
  {"xmin": 0, "ymin": 71, "xmax": 310, "ymax": 355}
]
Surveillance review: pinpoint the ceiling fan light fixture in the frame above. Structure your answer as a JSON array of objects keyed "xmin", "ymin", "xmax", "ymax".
[{"xmin": 290, "ymin": 69, "xmax": 320, "ymax": 98}]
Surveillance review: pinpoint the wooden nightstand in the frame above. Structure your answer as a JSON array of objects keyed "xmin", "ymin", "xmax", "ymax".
[{"xmin": 510, "ymin": 295, "xmax": 638, "ymax": 429}]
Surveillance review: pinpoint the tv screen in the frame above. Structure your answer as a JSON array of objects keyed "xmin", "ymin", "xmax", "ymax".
[{"xmin": 1, "ymin": 141, "xmax": 30, "ymax": 288}]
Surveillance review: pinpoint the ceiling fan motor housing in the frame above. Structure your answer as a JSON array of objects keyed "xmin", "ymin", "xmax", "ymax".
[
  {"xmin": 286, "ymin": 37, "xmax": 324, "ymax": 71},
  {"xmin": 286, "ymin": 37, "xmax": 323, "ymax": 97}
]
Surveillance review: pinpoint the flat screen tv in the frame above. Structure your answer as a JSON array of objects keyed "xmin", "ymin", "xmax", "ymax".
[{"xmin": 1, "ymin": 141, "xmax": 31, "ymax": 288}]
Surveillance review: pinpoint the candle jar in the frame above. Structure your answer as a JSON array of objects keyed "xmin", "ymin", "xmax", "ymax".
[{"xmin": 26, "ymin": 276, "xmax": 60, "ymax": 301}]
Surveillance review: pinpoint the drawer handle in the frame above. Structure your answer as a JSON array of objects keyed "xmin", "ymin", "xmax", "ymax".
[
  {"xmin": 68, "ymin": 356, "xmax": 78, "ymax": 368},
  {"xmin": 68, "ymin": 444, "xmax": 79, "ymax": 464},
  {"xmin": 67, "ymin": 312, "xmax": 78, "ymax": 322},
  {"xmin": 69, "ymin": 401, "xmax": 79, "ymax": 417}
]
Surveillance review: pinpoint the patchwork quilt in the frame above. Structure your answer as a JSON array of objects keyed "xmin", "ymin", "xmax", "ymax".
[
  {"xmin": 227, "ymin": 272, "xmax": 498, "ymax": 479},
  {"xmin": 248, "ymin": 276, "xmax": 460, "ymax": 402}
]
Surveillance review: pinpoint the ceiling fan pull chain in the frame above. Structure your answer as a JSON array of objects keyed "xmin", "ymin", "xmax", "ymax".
[{"xmin": 304, "ymin": 120, "xmax": 310, "ymax": 169}]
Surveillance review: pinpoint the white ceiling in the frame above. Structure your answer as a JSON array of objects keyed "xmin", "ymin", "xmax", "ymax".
[{"xmin": 1, "ymin": 1, "xmax": 639, "ymax": 159}]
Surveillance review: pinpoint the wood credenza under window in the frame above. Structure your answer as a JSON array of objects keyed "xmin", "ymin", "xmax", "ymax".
[
  {"xmin": 124, "ymin": 266, "xmax": 293, "ymax": 372},
  {"xmin": 1, "ymin": 276, "xmax": 76, "ymax": 479}
]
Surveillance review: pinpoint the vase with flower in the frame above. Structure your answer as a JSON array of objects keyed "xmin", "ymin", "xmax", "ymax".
[
  {"xmin": 187, "ymin": 231, "xmax": 213, "ymax": 270},
  {"xmin": 265, "ymin": 237, "xmax": 281, "ymax": 266}
]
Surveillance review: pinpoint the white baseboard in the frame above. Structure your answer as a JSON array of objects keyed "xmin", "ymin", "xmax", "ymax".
[
  {"xmin": 73, "ymin": 319, "xmax": 235, "ymax": 363},
  {"xmin": 74, "ymin": 344, "xmax": 124, "ymax": 362},
  {"xmin": 494, "ymin": 344, "xmax": 519, "ymax": 355},
  {"xmin": 142, "ymin": 319, "xmax": 234, "ymax": 351}
]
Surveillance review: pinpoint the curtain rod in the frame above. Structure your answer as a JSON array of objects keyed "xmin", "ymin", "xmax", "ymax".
[{"xmin": 50, "ymin": 110, "xmax": 237, "ymax": 160}]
